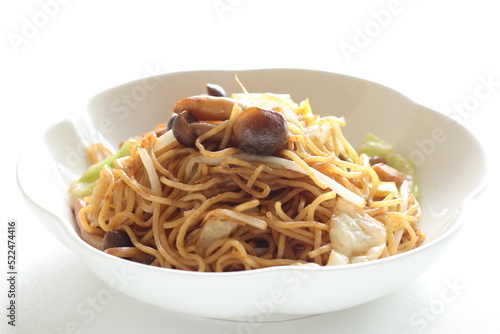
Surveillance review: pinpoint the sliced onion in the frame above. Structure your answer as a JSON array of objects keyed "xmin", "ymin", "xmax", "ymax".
[
  {"xmin": 138, "ymin": 148, "xmax": 161, "ymax": 196},
  {"xmin": 154, "ymin": 129, "xmax": 176, "ymax": 151},
  {"xmin": 214, "ymin": 209, "xmax": 267, "ymax": 230}
]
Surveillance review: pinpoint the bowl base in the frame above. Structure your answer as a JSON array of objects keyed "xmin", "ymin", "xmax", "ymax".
[{"xmin": 218, "ymin": 313, "xmax": 314, "ymax": 323}]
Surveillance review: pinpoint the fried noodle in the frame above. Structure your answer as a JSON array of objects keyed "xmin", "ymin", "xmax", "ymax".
[{"xmin": 73, "ymin": 89, "xmax": 424, "ymax": 272}]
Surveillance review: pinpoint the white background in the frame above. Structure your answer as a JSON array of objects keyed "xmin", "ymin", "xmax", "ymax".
[{"xmin": 1, "ymin": 1, "xmax": 500, "ymax": 333}]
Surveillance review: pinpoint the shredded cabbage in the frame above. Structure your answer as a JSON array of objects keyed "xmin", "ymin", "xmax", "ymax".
[{"xmin": 329, "ymin": 198, "xmax": 386, "ymax": 264}]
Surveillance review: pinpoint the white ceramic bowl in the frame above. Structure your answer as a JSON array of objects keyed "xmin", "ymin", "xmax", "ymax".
[{"xmin": 17, "ymin": 69, "xmax": 486, "ymax": 321}]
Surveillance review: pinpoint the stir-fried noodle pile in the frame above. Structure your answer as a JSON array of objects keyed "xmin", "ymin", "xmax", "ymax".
[{"xmin": 71, "ymin": 83, "xmax": 424, "ymax": 272}]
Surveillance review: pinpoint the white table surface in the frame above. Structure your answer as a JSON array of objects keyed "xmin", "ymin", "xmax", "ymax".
[{"xmin": 2, "ymin": 1, "xmax": 499, "ymax": 333}]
